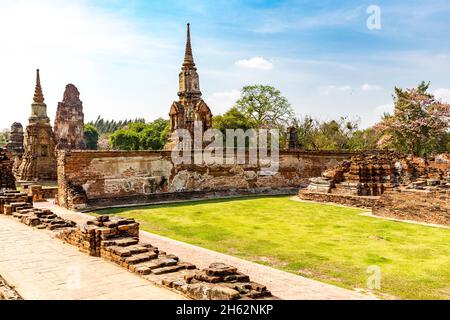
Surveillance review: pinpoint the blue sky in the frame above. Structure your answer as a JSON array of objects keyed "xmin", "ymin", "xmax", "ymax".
[{"xmin": 1, "ymin": 0, "xmax": 450, "ymax": 130}]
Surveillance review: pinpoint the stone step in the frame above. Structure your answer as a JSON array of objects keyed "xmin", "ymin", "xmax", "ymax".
[
  {"xmin": 124, "ymin": 252, "xmax": 156, "ymax": 265},
  {"xmin": 152, "ymin": 264, "xmax": 186, "ymax": 275},
  {"xmin": 140, "ymin": 243, "xmax": 159, "ymax": 253},
  {"xmin": 114, "ymin": 238, "xmax": 139, "ymax": 247},
  {"xmin": 127, "ymin": 245, "xmax": 150, "ymax": 255},
  {"xmin": 134, "ymin": 257, "xmax": 178, "ymax": 273},
  {"xmin": 152, "ymin": 262, "xmax": 196, "ymax": 276},
  {"xmin": 108, "ymin": 245, "xmax": 132, "ymax": 257}
]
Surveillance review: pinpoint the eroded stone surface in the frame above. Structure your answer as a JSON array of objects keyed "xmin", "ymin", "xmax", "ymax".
[
  {"xmin": 54, "ymin": 84, "xmax": 85, "ymax": 150},
  {"xmin": 165, "ymin": 23, "xmax": 213, "ymax": 150},
  {"xmin": 18, "ymin": 69, "xmax": 57, "ymax": 181},
  {"xmin": 300, "ymin": 151, "xmax": 450, "ymax": 223},
  {"xmin": 6, "ymin": 122, "xmax": 24, "ymax": 177},
  {"xmin": 0, "ymin": 149, "xmax": 15, "ymax": 189},
  {"xmin": 373, "ymin": 188, "xmax": 450, "ymax": 226}
]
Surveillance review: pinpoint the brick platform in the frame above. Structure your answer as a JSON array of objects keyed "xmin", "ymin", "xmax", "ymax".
[
  {"xmin": 373, "ymin": 188, "xmax": 450, "ymax": 226},
  {"xmin": 298, "ymin": 189, "xmax": 379, "ymax": 209}
]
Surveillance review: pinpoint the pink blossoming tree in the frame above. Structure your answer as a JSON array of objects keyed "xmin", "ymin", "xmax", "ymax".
[{"xmin": 376, "ymin": 82, "xmax": 450, "ymax": 156}]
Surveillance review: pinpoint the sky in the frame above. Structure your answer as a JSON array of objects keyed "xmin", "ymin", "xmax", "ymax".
[{"xmin": 1, "ymin": 0, "xmax": 450, "ymax": 130}]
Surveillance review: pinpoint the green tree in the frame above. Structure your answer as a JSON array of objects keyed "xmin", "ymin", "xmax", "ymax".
[
  {"xmin": 376, "ymin": 82, "xmax": 450, "ymax": 156},
  {"xmin": 88, "ymin": 115, "xmax": 145, "ymax": 134},
  {"xmin": 212, "ymin": 107, "xmax": 255, "ymax": 133},
  {"xmin": 109, "ymin": 129, "xmax": 140, "ymax": 150},
  {"xmin": 293, "ymin": 116, "xmax": 319, "ymax": 149},
  {"xmin": 83, "ymin": 124, "xmax": 99, "ymax": 150},
  {"xmin": 109, "ymin": 118, "xmax": 169, "ymax": 151},
  {"xmin": 293, "ymin": 116, "xmax": 361, "ymax": 150},
  {"xmin": 235, "ymin": 85, "xmax": 294, "ymax": 128},
  {"xmin": 0, "ymin": 129, "xmax": 9, "ymax": 148},
  {"xmin": 348, "ymin": 127, "xmax": 381, "ymax": 150},
  {"xmin": 139, "ymin": 118, "xmax": 169, "ymax": 150}
]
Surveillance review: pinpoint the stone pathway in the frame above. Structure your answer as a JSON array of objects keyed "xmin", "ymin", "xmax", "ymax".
[
  {"xmin": 36, "ymin": 200, "xmax": 373, "ymax": 300},
  {"xmin": 0, "ymin": 215, "xmax": 184, "ymax": 300}
]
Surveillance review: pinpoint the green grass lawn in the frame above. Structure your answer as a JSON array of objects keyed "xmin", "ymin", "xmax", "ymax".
[{"xmin": 93, "ymin": 196, "xmax": 450, "ymax": 299}]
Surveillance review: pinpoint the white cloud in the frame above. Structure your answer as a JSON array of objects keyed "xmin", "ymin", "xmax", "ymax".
[
  {"xmin": 206, "ymin": 89, "xmax": 241, "ymax": 114},
  {"xmin": 361, "ymin": 83, "xmax": 382, "ymax": 91},
  {"xmin": 321, "ymin": 85, "xmax": 352, "ymax": 95},
  {"xmin": 433, "ymin": 88, "xmax": 450, "ymax": 102},
  {"xmin": 235, "ymin": 57, "xmax": 273, "ymax": 70},
  {"xmin": 374, "ymin": 103, "xmax": 394, "ymax": 117}
]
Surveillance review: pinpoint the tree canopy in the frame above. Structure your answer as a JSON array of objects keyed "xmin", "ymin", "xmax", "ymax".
[
  {"xmin": 212, "ymin": 107, "xmax": 255, "ymax": 133},
  {"xmin": 88, "ymin": 115, "xmax": 146, "ymax": 134},
  {"xmin": 292, "ymin": 116, "xmax": 379, "ymax": 151},
  {"xmin": 375, "ymin": 81, "xmax": 450, "ymax": 156},
  {"xmin": 83, "ymin": 124, "xmax": 99, "ymax": 150},
  {"xmin": 0, "ymin": 129, "xmax": 9, "ymax": 148},
  {"xmin": 109, "ymin": 118, "xmax": 169, "ymax": 151},
  {"xmin": 235, "ymin": 85, "xmax": 294, "ymax": 128}
]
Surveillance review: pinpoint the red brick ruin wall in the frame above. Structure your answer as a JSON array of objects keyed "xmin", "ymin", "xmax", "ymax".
[
  {"xmin": 373, "ymin": 189, "xmax": 450, "ymax": 226},
  {"xmin": 299, "ymin": 151, "xmax": 450, "ymax": 225},
  {"xmin": 56, "ymin": 150, "xmax": 355, "ymax": 210}
]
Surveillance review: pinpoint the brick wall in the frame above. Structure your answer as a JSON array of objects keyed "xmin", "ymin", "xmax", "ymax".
[
  {"xmin": 57, "ymin": 150, "xmax": 355, "ymax": 210},
  {"xmin": 299, "ymin": 189, "xmax": 379, "ymax": 208},
  {"xmin": 373, "ymin": 189, "xmax": 450, "ymax": 226}
]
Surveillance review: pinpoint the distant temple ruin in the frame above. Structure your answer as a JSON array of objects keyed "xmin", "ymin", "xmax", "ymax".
[
  {"xmin": 0, "ymin": 148, "xmax": 15, "ymax": 189},
  {"xmin": 6, "ymin": 122, "xmax": 24, "ymax": 176},
  {"xmin": 54, "ymin": 84, "xmax": 85, "ymax": 150},
  {"xmin": 18, "ymin": 69, "xmax": 57, "ymax": 181},
  {"xmin": 6, "ymin": 122, "xmax": 24, "ymax": 155},
  {"xmin": 165, "ymin": 23, "xmax": 213, "ymax": 150}
]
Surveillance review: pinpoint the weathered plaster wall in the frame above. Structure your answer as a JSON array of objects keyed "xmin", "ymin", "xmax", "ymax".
[{"xmin": 57, "ymin": 150, "xmax": 355, "ymax": 210}]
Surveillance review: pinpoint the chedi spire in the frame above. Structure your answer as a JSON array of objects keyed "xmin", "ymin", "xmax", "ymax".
[
  {"xmin": 33, "ymin": 69, "xmax": 45, "ymax": 103},
  {"xmin": 183, "ymin": 22, "xmax": 195, "ymax": 66}
]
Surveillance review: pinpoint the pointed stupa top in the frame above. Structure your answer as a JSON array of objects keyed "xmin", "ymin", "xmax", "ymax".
[
  {"xmin": 183, "ymin": 23, "xmax": 195, "ymax": 67},
  {"xmin": 33, "ymin": 69, "xmax": 45, "ymax": 104}
]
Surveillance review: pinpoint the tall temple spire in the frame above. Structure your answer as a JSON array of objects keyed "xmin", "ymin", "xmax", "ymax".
[
  {"xmin": 183, "ymin": 22, "xmax": 195, "ymax": 66},
  {"xmin": 33, "ymin": 69, "xmax": 45, "ymax": 103}
]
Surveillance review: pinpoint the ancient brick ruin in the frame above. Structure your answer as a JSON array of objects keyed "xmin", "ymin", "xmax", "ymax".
[
  {"xmin": 18, "ymin": 70, "xmax": 57, "ymax": 181},
  {"xmin": 56, "ymin": 149, "xmax": 354, "ymax": 210},
  {"xmin": 0, "ymin": 149, "xmax": 16, "ymax": 189},
  {"xmin": 6, "ymin": 122, "xmax": 24, "ymax": 177},
  {"xmin": 54, "ymin": 84, "xmax": 85, "ymax": 150},
  {"xmin": 299, "ymin": 151, "xmax": 450, "ymax": 226},
  {"xmin": 373, "ymin": 187, "xmax": 450, "ymax": 226},
  {"xmin": 6, "ymin": 123, "xmax": 24, "ymax": 154},
  {"xmin": 0, "ymin": 189, "xmax": 275, "ymax": 300},
  {"xmin": 286, "ymin": 126, "xmax": 299, "ymax": 150},
  {"xmin": 165, "ymin": 23, "xmax": 213, "ymax": 150}
]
